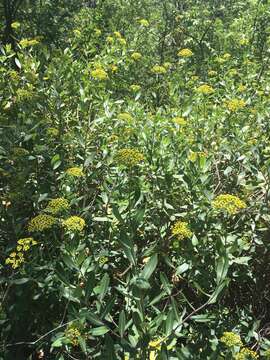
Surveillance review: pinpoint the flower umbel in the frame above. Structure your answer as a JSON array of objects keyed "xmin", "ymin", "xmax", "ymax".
[
  {"xmin": 212, "ymin": 194, "xmax": 247, "ymax": 215},
  {"xmin": 220, "ymin": 332, "xmax": 243, "ymax": 347},
  {"xmin": 116, "ymin": 149, "xmax": 144, "ymax": 167},
  {"xmin": 171, "ymin": 221, "xmax": 192, "ymax": 242},
  {"xmin": 45, "ymin": 198, "xmax": 70, "ymax": 214},
  {"xmin": 28, "ymin": 214, "xmax": 56, "ymax": 232},
  {"xmin": 197, "ymin": 84, "xmax": 214, "ymax": 95},
  {"xmin": 62, "ymin": 216, "xmax": 85, "ymax": 232},
  {"xmin": 91, "ymin": 68, "xmax": 108, "ymax": 80},
  {"xmin": 235, "ymin": 348, "xmax": 258, "ymax": 359},
  {"xmin": 151, "ymin": 65, "xmax": 167, "ymax": 74},
  {"xmin": 178, "ymin": 48, "xmax": 193, "ymax": 57},
  {"xmin": 65, "ymin": 167, "xmax": 85, "ymax": 177}
]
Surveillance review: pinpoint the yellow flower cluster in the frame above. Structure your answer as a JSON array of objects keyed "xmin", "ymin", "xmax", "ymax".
[
  {"xmin": 110, "ymin": 64, "xmax": 118, "ymax": 72},
  {"xmin": 118, "ymin": 112, "xmax": 133, "ymax": 122},
  {"xmin": 130, "ymin": 84, "xmax": 141, "ymax": 92},
  {"xmin": 16, "ymin": 88, "xmax": 34, "ymax": 101},
  {"xmin": 47, "ymin": 127, "xmax": 59, "ymax": 137},
  {"xmin": 149, "ymin": 339, "xmax": 163, "ymax": 350},
  {"xmin": 94, "ymin": 28, "xmax": 102, "ymax": 36},
  {"xmin": 12, "ymin": 147, "xmax": 29, "ymax": 157},
  {"xmin": 45, "ymin": 198, "xmax": 70, "ymax": 214},
  {"xmin": 91, "ymin": 68, "xmax": 108, "ymax": 80},
  {"xmin": 163, "ymin": 62, "xmax": 171, "ymax": 69},
  {"xmin": 113, "ymin": 31, "xmax": 122, "ymax": 38},
  {"xmin": 5, "ymin": 238, "xmax": 38, "ymax": 269},
  {"xmin": 212, "ymin": 194, "xmax": 247, "ymax": 215},
  {"xmin": 172, "ymin": 117, "xmax": 187, "ymax": 125},
  {"xmin": 62, "ymin": 216, "xmax": 85, "ymax": 232},
  {"xmin": 65, "ymin": 167, "xmax": 85, "ymax": 177},
  {"xmin": 239, "ymin": 38, "xmax": 249, "ymax": 46},
  {"xmin": 28, "ymin": 214, "xmax": 56, "ymax": 232},
  {"xmin": 188, "ymin": 151, "xmax": 206, "ymax": 162},
  {"xmin": 99, "ymin": 256, "xmax": 109, "ymax": 265},
  {"xmin": 171, "ymin": 221, "xmax": 192, "ymax": 243},
  {"xmin": 197, "ymin": 84, "xmax": 214, "ymax": 95},
  {"xmin": 151, "ymin": 65, "xmax": 167, "ymax": 74},
  {"xmin": 220, "ymin": 332, "xmax": 243, "ymax": 347},
  {"xmin": 138, "ymin": 19, "xmax": 149, "ymax": 27},
  {"xmin": 131, "ymin": 52, "xmax": 142, "ymax": 61},
  {"xmin": 226, "ymin": 98, "xmax": 246, "ymax": 112},
  {"xmin": 208, "ymin": 70, "xmax": 217, "ymax": 76},
  {"xmin": 235, "ymin": 348, "xmax": 258, "ymax": 360},
  {"xmin": 11, "ymin": 22, "xmax": 20, "ymax": 29},
  {"xmin": 178, "ymin": 48, "xmax": 193, "ymax": 57},
  {"xmin": 116, "ymin": 148, "xmax": 144, "ymax": 166},
  {"xmin": 65, "ymin": 325, "xmax": 81, "ymax": 346},
  {"xmin": 19, "ymin": 38, "xmax": 40, "ymax": 48}
]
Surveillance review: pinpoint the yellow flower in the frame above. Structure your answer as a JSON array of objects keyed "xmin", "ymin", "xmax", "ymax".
[
  {"xmin": 118, "ymin": 112, "xmax": 133, "ymax": 122},
  {"xmin": 91, "ymin": 68, "xmax": 108, "ymax": 80},
  {"xmin": 197, "ymin": 84, "xmax": 214, "ymax": 95},
  {"xmin": 239, "ymin": 38, "xmax": 249, "ymax": 46},
  {"xmin": 130, "ymin": 84, "xmax": 141, "ymax": 92},
  {"xmin": 113, "ymin": 31, "xmax": 122, "ymax": 38},
  {"xmin": 47, "ymin": 127, "xmax": 59, "ymax": 137},
  {"xmin": 220, "ymin": 331, "xmax": 242, "ymax": 347},
  {"xmin": 172, "ymin": 117, "xmax": 187, "ymax": 125},
  {"xmin": 65, "ymin": 325, "xmax": 81, "ymax": 346},
  {"xmin": 118, "ymin": 38, "xmax": 127, "ymax": 46},
  {"xmin": 226, "ymin": 98, "xmax": 246, "ymax": 112},
  {"xmin": 19, "ymin": 38, "xmax": 39, "ymax": 48},
  {"xmin": 94, "ymin": 28, "xmax": 101, "ymax": 36},
  {"xmin": 188, "ymin": 151, "xmax": 206, "ymax": 162},
  {"xmin": 237, "ymin": 84, "xmax": 246, "ymax": 92},
  {"xmin": 131, "ymin": 52, "xmax": 142, "ymax": 61},
  {"xmin": 45, "ymin": 198, "xmax": 70, "ymax": 214},
  {"xmin": 212, "ymin": 194, "xmax": 247, "ymax": 215},
  {"xmin": 163, "ymin": 62, "xmax": 171, "ymax": 69},
  {"xmin": 149, "ymin": 351, "xmax": 157, "ymax": 360},
  {"xmin": 106, "ymin": 36, "xmax": 114, "ymax": 43},
  {"xmin": 138, "ymin": 19, "xmax": 149, "ymax": 27},
  {"xmin": 116, "ymin": 148, "xmax": 144, "ymax": 167},
  {"xmin": 11, "ymin": 22, "xmax": 20, "ymax": 29},
  {"xmin": 235, "ymin": 348, "xmax": 258, "ymax": 359},
  {"xmin": 223, "ymin": 53, "xmax": 231, "ymax": 60},
  {"xmin": 99, "ymin": 256, "xmax": 109, "ymax": 265},
  {"xmin": 65, "ymin": 167, "xmax": 85, "ymax": 177},
  {"xmin": 28, "ymin": 214, "xmax": 56, "ymax": 232},
  {"xmin": 110, "ymin": 64, "xmax": 118, "ymax": 72},
  {"xmin": 149, "ymin": 339, "xmax": 163, "ymax": 350},
  {"xmin": 12, "ymin": 147, "xmax": 29, "ymax": 157},
  {"xmin": 151, "ymin": 65, "xmax": 166, "ymax": 74},
  {"xmin": 62, "ymin": 216, "xmax": 85, "ymax": 232},
  {"xmin": 171, "ymin": 221, "xmax": 192, "ymax": 245},
  {"xmin": 208, "ymin": 70, "xmax": 217, "ymax": 76},
  {"xmin": 178, "ymin": 48, "xmax": 193, "ymax": 57}
]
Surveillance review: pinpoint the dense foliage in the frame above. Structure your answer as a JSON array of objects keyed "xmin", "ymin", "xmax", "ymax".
[{"xmin": 1, "ymin": 0, "xmax": 270, "ymax": 359}]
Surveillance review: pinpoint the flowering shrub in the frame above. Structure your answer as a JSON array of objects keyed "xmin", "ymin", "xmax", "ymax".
[{"xmin": 1, "ymin": 0, "xmax": 270, "ymax": 359}]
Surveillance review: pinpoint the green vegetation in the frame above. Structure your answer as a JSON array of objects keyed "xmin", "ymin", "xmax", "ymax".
[{"xmin": 1, "ymin": 0, "xmax": 270, "ymax": 358}]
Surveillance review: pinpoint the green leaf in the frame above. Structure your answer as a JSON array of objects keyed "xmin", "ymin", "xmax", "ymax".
[
  {"xmin": 119, "ymin": 310, "xmax": 126, "ymax": 337},
  {"xmin": 141, "ymin": 254, "xmax": 158, "ymax": 280},
  {"xmin": 160, "ymin": 272, "xmax": 171, "ymax": 295},
  {"xmin": 165, "ymin": 309, "xmax": 175, "ymax": 336},
  {"xmin": 216, "ymin": 254, "xmax": 229, "ymax": 284},
  {"xmin": 134, "ymin": 277, "xmax": 151, "ymax": 290},
  {"xmin": 98, "ymin": 273, "xmax": 110, "ymax": 300},
  {"xmin": 90, "ymin": 326, "xmax": 110, "ymax": 336},
  {"xmin": 78, "ymin": 336, "xmax": 87, "ymax": 354}
]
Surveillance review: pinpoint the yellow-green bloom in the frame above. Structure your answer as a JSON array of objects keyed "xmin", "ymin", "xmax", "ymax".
[
  {"xmin": 220, "ymin": 331, "xmax": 242, "ymax": 347},
  {"xmin": 151, "ymin": 65, "xmax": 166, "ymax": 74},
  {"xmin": 171, "ymin": 221, "xmax": 192, "ymax": 244},
  {"xmin": 113, "ymin": 31, "xmax": 122, "ymax": 38},
  {"xmin": 188, "ymin": 151, "xmax": 206, "ymax": 162},
  {"xmin": 226, "ymin": 98, "xmax": 246, "ymax": 112},
  {"xmin": 172, "ymin": 117, "xmax": 187, "ymax": 125},
  {"xmin": 138, "ymin": 19, "xmax": 149, "ymax": 27},
  {"xmin": 212, "ymin": 194, "xmax": 246, "ymax": 215},
  {"xmin": 65, "ymin": 167, "xmax": 85, "ymax": 177},
  {"xmin": 131, "ymin": 52, "xmax": 142, "ymax": 61},
  {"xmin": 45, "ymin": 198, "xmax": 70, "ymax": 214},
  {"xmin": 116, "ymin": 148, "xmax": 144, "ymax": 167},
  {"xmin": 197, "ymin": 84, "xmax": 214, "ymax": 95},
  {"xmin": 19, "ymin": 38, "xmax": 39, "ymax": 48},
  {"xmin": 235, "ymin": 348, "xmax": 258, "ymax": 359},
  {"xmin": 130, "ymin": 84, "xmax": 141, "ymax": 92},
  {"xmin": 106, "ymin": 36, "xmax": 114, "ymax": 43},
  {"xmin": 118, "ymin": 112, "xmax": 133, "ymax": 122},
  {"xmin": 99, "ymin": 256, "xmax": 109, "ymax": 265},
  {"xmin": 208, "ymin": 70, "xmax": 217, "ymax": 76},
  {"xmin": 47, "ymin": 127, "xmax": 59, "ymax": 137},
  {"xmin": 62, "ymin": 216, "xmax": 85, "ymax": 232},
  {"xmin": 65, "ymin": 325, "xmax": 81, "ymax": 346},
  {"xmin": 12, "ymin": 147, "xmax": 29, "ymax": 157},
  {"xmin": 118, "ymin": 38, "xmax": 127, "ymax": 46},
  {"xmin": 178, "ymin": 48, "xmax": 193, "ymax": 57},
  {"xmin": 28, "ymin": 214, "xmax": 56, "ymax": 232},
  {"xmin": 11, "ymin": 22, "xmax": 20, "ymax": 29},
  {"xmin": 91, "ymin": 68, "xmax": 108, "ymax": 80},
  {"xmin": 94, "ymin": 28, "xmax": 102, "ymax": 36}
]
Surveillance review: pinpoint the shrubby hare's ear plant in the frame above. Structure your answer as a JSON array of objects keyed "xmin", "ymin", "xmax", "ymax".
[{"xmin": 1, "ymin": 0, "xmax": 270, "ymax": 359}]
